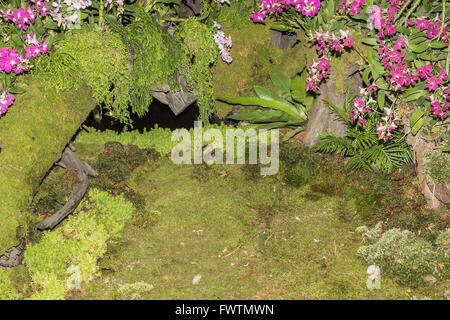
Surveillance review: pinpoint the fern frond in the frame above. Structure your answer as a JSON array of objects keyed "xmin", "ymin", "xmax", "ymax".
[
  {"xmin": 361, "ymin": 142, "xmax": 413, "ymax": 173},
  {"xmin": 323, "ymin": 99, "xmax": 351, "ymax": 124},
  {"xmin": 347, "ymin": 127, "xmax": 378, "ymax": 151},
  {"xmin": 316, "ymin": 130, "xmax": 353, "ymax": 156},
  {"xmin": 346, "ymin": 154, "xmax": 371, "ymax": 171}
]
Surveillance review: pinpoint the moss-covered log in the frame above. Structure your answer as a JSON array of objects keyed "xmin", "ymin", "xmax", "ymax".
[{"xmin": 0, "ymin": 81, "xmax": 96, "ymax": 256}]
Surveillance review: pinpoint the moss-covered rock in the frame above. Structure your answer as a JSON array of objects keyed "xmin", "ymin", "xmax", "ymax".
[
  {"xmin": 0, "ymin": 80, "xmax": 96, "ymax": 256},
  {"xmin": 212, "ymin": 24, "xmax": 317, "ymax": 117},
  {"xmin": 329, "ymin": 33, "xmax": 365, "ymax": 95}
]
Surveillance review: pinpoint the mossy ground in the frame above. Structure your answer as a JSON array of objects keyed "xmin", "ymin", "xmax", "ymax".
[
  {"xmin": 5, "ymin": 139, "xmax": 448, "ymax": 299},
  {"xmin": 15, "ymin": 141, "xmax": 440, "ymax": 300}
]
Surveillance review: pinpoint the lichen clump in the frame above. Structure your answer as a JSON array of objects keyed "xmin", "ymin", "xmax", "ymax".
[
  {"xmin": 357, "ymin": 227, "xmax": 445, "ymax": 287},
  {"xmin": 423, "ymin": 150, "xmax": 450, "ymax": 185}
]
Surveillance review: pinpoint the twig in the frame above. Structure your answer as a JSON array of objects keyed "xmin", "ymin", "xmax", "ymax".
[
  {"xmin": 264, "ymin": 233, "xmax": 274, "ymax": 246},
  {"xmin": 222, "ymin": 245, "xmax": 242, "ymax": 258}
]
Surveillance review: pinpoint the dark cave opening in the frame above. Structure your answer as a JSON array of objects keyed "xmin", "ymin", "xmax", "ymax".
[{"xmin": 84, "ymin": 99, "xmax": 201, "ymax": 132}]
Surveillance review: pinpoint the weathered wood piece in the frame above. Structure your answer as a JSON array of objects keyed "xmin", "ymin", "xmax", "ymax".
[{"xmin": 36, "ymin": 146, "xmax": 98, "ymax": 230}]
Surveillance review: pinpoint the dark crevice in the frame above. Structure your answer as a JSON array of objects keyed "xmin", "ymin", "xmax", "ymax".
[{"xmin": 84, "ymin": 99, "xmax": 200, "ymax": 132}]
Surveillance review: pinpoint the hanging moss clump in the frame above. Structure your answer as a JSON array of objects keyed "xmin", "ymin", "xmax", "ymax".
[
  {"xmin": 35, "ymin": 29, "xmax": 132, "ymax": 124},
  {"xmin": 176, "ymin": 18, "xmax": 219, "ymax": 122},
  {"xmin": 122, "ymin": 7, "xmax": 182, "ymax": 117}
]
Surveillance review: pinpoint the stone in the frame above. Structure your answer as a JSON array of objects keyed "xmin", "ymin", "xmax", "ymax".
[
  {"xmin": 433, "ymin": 183, "xmax": 450, "ymax": 204},
  {"xmin": 303, "ymin": 66, "xmax": 361, "ymax": 147},
  {"xmin": 271, "ymin": 31, "xmax": 298, "ymax": 49},
  {"xmin": 151, "ymin": 70, "xmax": 198, "ymax": 116},
  {"xmin": 179, "ymin": 0, "xmax": 202, "ymax": 18},
  {"xmin": 423, "ymin": 275, "xmax": 437, "ymax": 285},
  {"xmin": 0, "ymin": 245, "xmax": 24, "ymax": 268}
]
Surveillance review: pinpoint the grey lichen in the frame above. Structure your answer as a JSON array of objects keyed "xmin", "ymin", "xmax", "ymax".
[{"xmin": 423, "ymin": 150, "xmax": 450, "ymax": 185}]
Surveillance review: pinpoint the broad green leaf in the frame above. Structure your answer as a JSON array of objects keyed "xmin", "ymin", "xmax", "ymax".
[
  {"xmin": 254, "ymin": 121, "xmax": 300, "ymax": 130},
  {"xmin": 253, "ymin": 85, "xmax": 283, "ymax": 102},
  {"xmin": 367, "ymin": 47, "xmax": 373, "ymax": 65},
  {"xmin": 410, "ymin": 30, "xmax": 427, "ymax": 39},
  {"xmin": 396, "ymin": 25, "xmax": 410, "ymax": 35},
  {"xmin": 428, "ymin": 116, "xmax": 439, "ymax": 127},
  {"xmin": 44, "ymin": 19, "xmax": 59, "ymax": 30},
  {"xmin": 291, "ymin": 73, "xmax": 306, "ymax": 102},
  {"xmin": 45, "ymin": 34, "xmax": 54, "ymax": 50},
  {"xmin": 377, "ymin": 90, "xmax": 385, "ymax": 109},
  {"xmin": 216, "ymin": 96, "xmax": 302, "ymax": 119},
  {"xmin": 303, "ymin": 95, "xmax": 315, "ymax": 112},
  {"xmin": 404, "ymin": 53, "xmax": 417, "ymax": 61},
  {"xmin": 405, "ymin": 90, "xmax": 425, "ymax": 102},
  {"xmin": 430, "ymin": 42, "xmax": 449, "ymax": 49},
  {"xmin": 409, "ymin": 109, "xmax": 424, "ymax": 127},
  {"xmin": 270, "ymin": 71, "xmax": 291, "ymax": 101},
  {"xmin": 375, "ymin": 77, "xmax": 388, "ymax": 90},
  {"xmin": 228, "ymin": 110, "xmax": 290, "ymax": 123},
  {"xmin": 418, "ymin": 53, "xmax": 446, "ymax": 61},
  {"xmin": 410, "ymin": 37, "xmax": 427, "ymax": 45},
  {"xmin": 352, "ymin": 12, "xmax": 369, "ymax": 22},
  {"xmin": 411, "ymin": 117, "xmax": 425, "ymax": 135},
  {"xmin": 362, "ymin": 68, "xmax": 371, "ymax": 86},
  {"xmin": 271, "ymin": 25, "xmax": 292, "ymax": 32},
  {"xmin": 362, "ymin": 38, "xmax": 377, "ymax": 46},
  {"xmin": 410, "ymin": 43, "xmax": 429, "ymax": 53}
]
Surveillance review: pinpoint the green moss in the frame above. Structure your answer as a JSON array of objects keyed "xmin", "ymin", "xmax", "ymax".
[
  {"xmin": 35, "ymin": 29, "xmax": 131, "ymax": 123},
  {"xmin": 0, "ymin": 80, "xmax": 96, "ymax": 256},
  {"xmin": 329, "ymin": 34, "xmax": 364, "ymax": 95},
  {"xmin": 23, "ymin": 189, "xmax": 134, "ymax": 299},
  {"xmin": 75, "ymin": 123, "xmax": 265, "ymax": 160},
  {"xmin": 216, "ymin": 0, "xmax": 254, "ymax": 27},
  {"xmin": 176, "ymin": 18, "xmax": 219, "ymax": 121},
  {"xmin": 0, "ymin": 270, "xmax": 22, "ymax": 300},
  {"xmin": 124, "ymin": 7, "xmax": 182, "ymax": 116},
  {"xmin": 74, "ymin": 156, "xmax": 448, "ymax": 299},
  {"xmin": 212, "ymin": 25, "xmax": 316, "ymax": 117},
  {"xmin": 75, "ymin": 126, "xmax": 176, "ymax": 155}
]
